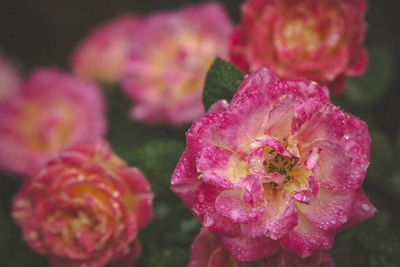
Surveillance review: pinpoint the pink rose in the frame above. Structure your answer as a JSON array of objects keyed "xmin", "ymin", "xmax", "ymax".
[
  {"xmin": 71, "ymin": 15, "xmax": 143, "ymax": 83},
  {"xmin": 12, "ymin": 140, "xmax": 153, "ymax": 267},
  {"xmin": 189, "ymin": 228, "xmax": 334, "ymax": 267},
  {"xmin": 0, "ymin": 50, "xmax": 21, "ymax": 99},
  {"xmin": 231, "ymin": 0, "xmax": 368, "ymax": 93},
  {"xmin": 122, "ymin": 3, "xmax": 233, "ymax": 125},
  {"xmin": 171, "ymin": 68, "xmax": 376, "ymax": 260},
  {"xmin": 0, "ymin": 68, "xmax": 106, "ymax": 174}
]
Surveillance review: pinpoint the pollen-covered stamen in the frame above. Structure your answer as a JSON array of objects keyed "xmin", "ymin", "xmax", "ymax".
[{"xmin": 263, "ymin": 151, "xmax": 297, "ymax": 184}]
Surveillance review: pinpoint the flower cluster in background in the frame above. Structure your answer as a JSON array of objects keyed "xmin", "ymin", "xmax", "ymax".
[
  {"xmin": 71, "ymin": 15, "xmax": 143, "ymax": 84},
  {"xmin": 13, "ymin": 140, "xmax": 153, "ymax": 267},
  {"xmin": 0, "ymin": 0, "xmax": 399, "ymax": 266},
  {"xmin": 231, "ymin": 0, "xmax": 368, "ymax": 94},
  {"xmin": 0, "ymin": 69, "xmax": 106, "ymax": 174}
]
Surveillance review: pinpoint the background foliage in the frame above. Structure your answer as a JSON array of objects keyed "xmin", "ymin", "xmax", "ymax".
[{"xmin": 0, "ymin": 0, "xmax": 399, "ymax": 266}]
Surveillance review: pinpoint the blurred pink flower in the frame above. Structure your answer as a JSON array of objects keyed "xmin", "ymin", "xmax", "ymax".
[
  {"xmin": 0, "ymin": 50, "xmax": 21, "ymax": 99},
  {"xmin": 71, "ymin": 15, "xmax": 143, "ymax": 83},
  {"xmin": 189, "ymin": 228, "xmax": 334, "ymax": 267},
  {"xmin": 231, "ymin": 0, "xmax": 368, "ymax": 93},
  {"xmin": 171, "ymin": 68, "xmax": 376, "ymax": 261},
  {"xmin": 122, "ymin": 2, "xmax": 233, "ymax": 125},
  {"xmin": 0, "ymin": 68, "xmax": 106, "ymax": 174},
  {"xmin": 13, "ymin": 140, "xmax": 153, "ymax": 267}
]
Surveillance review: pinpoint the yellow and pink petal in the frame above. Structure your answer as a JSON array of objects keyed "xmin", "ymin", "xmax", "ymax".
[
  {"xmin": 122, "ymin": 3, "xmax": 233, "ymax": 125},
  {"xmin": 0, "ymin": 69, "xmax": 106, "ymax": 175}
]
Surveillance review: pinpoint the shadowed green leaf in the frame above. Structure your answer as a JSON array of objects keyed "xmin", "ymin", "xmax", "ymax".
[{"xmin": 203, "ymin": 57, "xmax": 245, "ymax": 112}]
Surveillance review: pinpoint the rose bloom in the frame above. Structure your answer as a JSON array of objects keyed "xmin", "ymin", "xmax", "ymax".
[
  {"xmin": 12, "ymin": 140, "xmax": 153, "ymax": 267},
  {"xmin": 122, "ymin": 3, "xmax": 233, "ymax": 125},
  {"xmin": 231, "ymin": 0, "xmax": 368, "ymax": 93},
  {"xmin": 0, "ymin": 50, "xmax": 21, "ymax": 99},
  {"xmin": 0, "ymin": 68, "xmax": 106, "ymax": 174},
  {"xmin": 171, "ymin": 68, "xmax": 376, "ymax": 261},
  {"xmin": 189, "ymin": 228, "xmax": 334, "ymax": 267},
  {"xmin": 71, "ymin": 15, "xmax": 142, "ymax": 83}
]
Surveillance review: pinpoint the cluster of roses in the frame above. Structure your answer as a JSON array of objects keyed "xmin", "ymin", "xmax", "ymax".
[{"xmin": 0, "ymin": 0, "xmax": 375, "ymax": 266}]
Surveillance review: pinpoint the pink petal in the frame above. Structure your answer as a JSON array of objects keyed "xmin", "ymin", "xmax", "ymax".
[
  {"xmin": 279, "ymin": 216, "xmax": 335, "ymax": 258},
  {"xmin": 215, "ymin": 189, "xmax": 265, "ymax": 224},
  {"xmin": 242, "ymin": 174, "xmax": 264, "ymax": 204},
  {"xmin": 230, "ymin": 68, "xmax": 274, "ymax": 103},
  {"xmin": 251, "ymin": 135, "xmax": 291, "ymax": 158},
  {"xmin": 192, "ymin": 184, "xmax": 240, "ymax": 236},
  {"xmin": 217, "ymin": 90, "xmax": 270, "ymax": 153},
  {"xmin": 170, "ymin": 149, "xmax": 201, "ymax": 209},
  {"xmin": 293, "ymin": 105, "xmax": 343, "ymax": 147},
  {"xmin": 188, "ymin": 228, "xmax": 223, "ymax": 267},
  {"xmin": 240, "ymin": 191, "xmax": 298, "ymax": 240},
  {"xmin": 207, "ymin": 100, "xmax": 229, "ymax": 114},
  {"xmin": 291, "ymin": 175, "xmax": 319, "ymax": 204},
  {"xmin": 307, "ymin": 140, "xmax": 366, "ymax": 191},
  {"xmin": 339, "ymin": 188, "xmax": 377, "ymax": 230},
  {"xmin": 222, "ymin": 234, "xmax": 278, "ymax": 262},
  {"xmin": 197, "ymin": 145, "xmax": 243, "ymax": 187},
  {"xmin": 297, "ymin": 188, "xmax": 356, "ymax": 231},
  {"xmin": 186, "ymin": 111, "xmax": 224, "ymax": 156},
  {"xmin": 265, "ymin": 97, "xmax": 294, "ymax": 140}
]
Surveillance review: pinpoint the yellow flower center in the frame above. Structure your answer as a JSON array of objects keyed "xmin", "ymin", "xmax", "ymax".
[
  {"xmin": 17, "ymin": 99, "xmax": 75, "ymax": 151},
  {"xmin": 263, "ymin": 152, "xmax": 297, "ymax": 183}
]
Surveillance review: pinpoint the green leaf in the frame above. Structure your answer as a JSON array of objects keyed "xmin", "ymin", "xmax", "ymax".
[{"xmin": 203, "ymin": 57, "xmax": 245, "ymax": 112}]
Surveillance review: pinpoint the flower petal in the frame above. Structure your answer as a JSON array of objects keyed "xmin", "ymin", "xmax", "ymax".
[
  {"xmin": 192, "ymin": 184, "xmax": 241, "ymax": 236},
  {"xmin": 197, "ymin": 145, "xmax": 245, "ymax": 186},
  {"xmin": 241, "ymin": 191, "xmax": 298, "ymax": 240},
  {"xmin": 339, "ymin": 188, "xmax": 377, "ymax": 230},
  {"xmin": 222, "ymin": 234, "xmax": 278, "ymax": 262},
  {"xmin": 170, "ymin": 149, "xmax": 202, "ymax": 209},
  {"xmin": 291, "ymin": 175, "xmax": 319, "ymax": 204},
  {"xmin": 217, "ymin": 90, "xmax": 270, "ymax": 153},
  {"xmin": 215, "ymin": 189, "xmax": 265, "ymax": 223},
  {"xmin": 296, "ymin": 188, "xmax": 356, "ymax": 231},
  {"xmin": 306, "ymin": 140, "xmax": 366, "ymax": 191},
  {"xmin": 279, "ymin": 216, "xmax": 334, "ymax": 257}
]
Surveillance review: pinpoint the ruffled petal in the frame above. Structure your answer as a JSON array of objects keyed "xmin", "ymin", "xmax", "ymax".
[
  {"xmin": 217, "ymin": 90, "xmax": 270, "ymax": 154},
  {"xmin": 291, "ymin": 175, "xmax": 319, "ymax": 204},
  {"xmin": 215, "ymin": 189, "xmax": 265, "ymax": 223},
  {"xmin": 192, "ymin": 184, "xmax": 241, "ymax": 236},
  {"xmin": 241, "ymin": 191, "xmax": 298, "ymax": 240},
  {"xmin": 264, "ymin": 97, "xmax": 294, "ymax": 140},
  {"xmin": 197, "ymin": 145, "xmax": 246, "ymax": 186},
  {"xmin": 279, "ymin": 216, "xmax": 334, "ymax": 258},
  {"xmin": 306, "ymin": 140, "xmax": 366, "ymax": 191},
  {"xmin": 297, "ymin": 188, "xmax": 356, "ymax": 231},
  {"xmin": 222, "ymin": 234, "xmax": 278, "ymax": 262},
  {"xmin": 339, "ymin": 188, "xmax": 377, "ymax": 230},
  {"xmin": 170, "ymin": 149, "xmax": 201, "ymax": 209}
]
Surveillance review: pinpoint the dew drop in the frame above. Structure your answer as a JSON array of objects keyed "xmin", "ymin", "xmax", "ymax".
[
  {"xmin": 361, "ymin": 203, "xmax": 370, "ymax": 211},
  {"xmin": 203, "ymin": 215, "xmax": 214, "ymax": 227}
]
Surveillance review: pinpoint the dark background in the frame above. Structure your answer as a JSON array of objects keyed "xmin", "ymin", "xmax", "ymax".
[{"xmin": 0, "ymin": 1, "xmax": 399, "ymax": 266}]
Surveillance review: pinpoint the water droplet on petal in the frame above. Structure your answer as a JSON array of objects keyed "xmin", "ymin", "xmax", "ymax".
[{"xmin": 361, "ymin": 203, "xmax": 370, "ymax": 211}]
